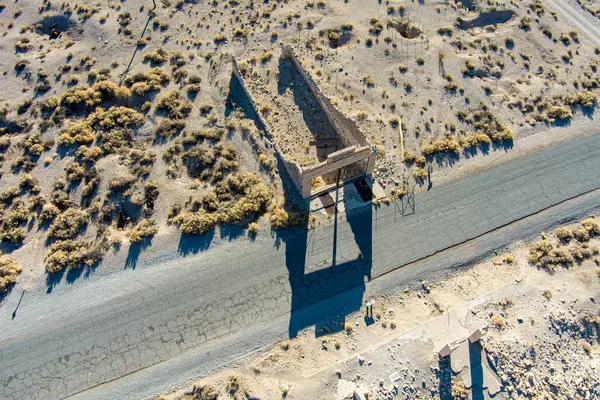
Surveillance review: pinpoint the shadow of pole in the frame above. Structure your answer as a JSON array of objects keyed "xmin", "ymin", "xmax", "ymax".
[{"xmin": 118, "ymin": 0, "xmax": 157, "ymax": 86}]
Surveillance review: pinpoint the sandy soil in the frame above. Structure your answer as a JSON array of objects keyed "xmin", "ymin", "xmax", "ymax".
[{"xmin": 161, "ymin": 216, "xmax": 600, "ymax": 400}]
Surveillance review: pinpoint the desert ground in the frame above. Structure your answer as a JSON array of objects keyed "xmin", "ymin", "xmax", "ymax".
[
  {"xmin": 0, "ymin": 0, "xmax": 598, "ymax": 293},
  {"xmin": 0, "ymin": 0, "xmax": 599, "ymax": 398},
  {"xmin": 161, "ymin": 216, "xmax": 600, "ymax": 400}
]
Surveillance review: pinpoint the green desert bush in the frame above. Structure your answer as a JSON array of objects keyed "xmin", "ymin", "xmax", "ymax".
[{"xmin": 0, "ymin": 254, "xmax": 22, "ymax": 293}]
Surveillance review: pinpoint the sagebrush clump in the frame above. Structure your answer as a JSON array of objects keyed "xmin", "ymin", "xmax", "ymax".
[
  {"xmin": 0, "ymin": 254, "xmax": 22, "ymax": 293},
  {"xmin": 170, "ymin": 172, "xmax": 273, "ymax": 235}
]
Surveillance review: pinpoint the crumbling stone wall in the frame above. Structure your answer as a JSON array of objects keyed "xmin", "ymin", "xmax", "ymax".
[
  {"xmin": 230, "ymin": 59, "xmax": 304, "ymax": 192},
  {"xmin": 280, "ymin": 45, "xmax": 371, "ymax": 149}
]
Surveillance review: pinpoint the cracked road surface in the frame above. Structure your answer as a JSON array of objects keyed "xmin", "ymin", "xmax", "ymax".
[{"xmin": 2, "ymin": 132, "xmax": 600, "ymax": 400}]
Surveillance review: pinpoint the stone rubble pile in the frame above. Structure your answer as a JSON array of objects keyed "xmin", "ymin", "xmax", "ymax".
[{"xmin": 484, "ymin": 311, "xmax": 600, "ymax": 399}]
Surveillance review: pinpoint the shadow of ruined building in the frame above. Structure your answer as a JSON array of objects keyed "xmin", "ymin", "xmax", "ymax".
[{"xmin": 279, "ymin": 188, "xmax": 373, "ymax": 338}]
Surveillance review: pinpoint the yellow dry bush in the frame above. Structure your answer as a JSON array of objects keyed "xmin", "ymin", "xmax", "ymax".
[
  {"xmin": 171, "ymin": 172, "xmax": 273, "ymax": 235},
  {"xmin": 565, "ymin": 91, "xmax": 598, "ymax": 108},
  {"xmin": 129, "ymin": 219, "xmax": 159, "ymax": 242},
  {"xmin": 270, "ymin": 205, "xmax": 290, "ymax": 229},
  {"xmin": 45, "ymin": 239, "xmax": 107, "ymax": 273},
  {"xmin": 124, "ymin": 68, "xmax": 170, "ymax": 95},
  {"xmin": 527, "ymin": 240, "xmax": 574, "ymax": 271},
  {"xmin": 546, "ymin": 105, "xmax": 572, "ymax": 120},
  {"xmin": 0, "ymin": 254, "xmax": 22, "ymax": 293},
  {"xmin": 143, "ymin": 48, "xmax": 169, "ymax": 64},
  {"xmin": 157, "ymin": 90, "xmax": 192, "ymax": 119},
  {"xmin": 40, "ymin": 203, "xmax": 60, "ymax": 221},
  {"xmin": 248, "ymin": 222, "xmax": 260, "ymax": 233},
  {"xmin": 89, "ymin": 106, "xmax": 145, "ymax": 130},
  {"xmin": 170, "ymin": 209, "xmax": 217, "ymax": 235},
  {"xmin": 57, "ymin": 120, "xmax": 95, "ymax": 147},
  {"xmin": 47, "ymin": 209, "xmax": 87, "ymax": 240},
  {"xmin": 581, "ymin": 218, "xmax": 600, "ymax": 235},
  {"xmin": 554, "ymin": 226, "xmax": 573, "ymax": 242},
  {"xmin": 459, "ymin": 133, "xmax": 491, "ymax": 148},
  {"xmin": 413, "ymin": 167, "xmax": 428, "ymax": 180},
  {"xmin": 422, "ymin": 137, "xmax": 460, "ymax": 156}
]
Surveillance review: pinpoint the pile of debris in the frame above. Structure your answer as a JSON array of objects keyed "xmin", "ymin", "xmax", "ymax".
[{"xmin": 484, "ymin": 311, "xmax": 600, "ymax": 399}]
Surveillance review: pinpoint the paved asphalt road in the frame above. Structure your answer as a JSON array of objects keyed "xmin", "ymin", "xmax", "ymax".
[{"xmin": 1, "ymin": 131, "xmax": 600, "ymax": 399}]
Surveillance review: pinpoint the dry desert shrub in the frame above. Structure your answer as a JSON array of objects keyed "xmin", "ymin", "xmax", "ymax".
[
  {"xmin": 491, "ymin": 315, "xmax": 507, "ymax": 330},
  {"xmin": 58, "ymin": 106, "xmax": 145, "ymax": 152},
  {"xmin": 156, "ymin": 90, "xmax": 192, "ymax": 119},
  {"xmin": 457, "ymin": 105, "xmax": 514, "ymax": 143},
  {"xmin": 248, "ymin": 222, "xmax": 260, "ymax": 233},
  {"xmin": 45, "ymin": 239, "xmax": 107, "ymax": 273},
  {"xmin": 170, "ymin": 172, "xmax": 273, "ymax": 235},
  {"xmin": 181, "ymin": 143, "xmax": 239, "ymax": 182},
  {"xmin": 451, "ymin": 380, "xmax": 469, "ymax": 399},
  {"xmin": 186, "ymin": 384, "xmax": 219, "ymax": 400},
  {"xmin": 422, "ymin": 136, "xmax": 460, "ymax": 156},
  {"xmin": 129, "ymin": 219, "xmax": 158, "ymax": 242},
  {"xmin": 143, "ymin": 48, "xmax": 169, "ymax": 65},
  {"xmin": 226, "ymin": 375, "xmax": 240, "ymax": 394},
  {"xmin": 155, "ymin": 118, "xmax": 186, "ymax": 138},
  {"xmin": 527, "ymin": 240, "xmax": 574, "ymax": 271},
  {"xmin": 0, "ymin": 254, "xmax": 22, "ymax": 293},
  {"xmin": 269, "ymin": 203, "xmax": 290, "ymax": 229},
  {"xmin": 581, "ymin": 218, "xmax": 600, "ymax": 235},
  {"xmin": 413, "ymin": 167, "xmax": 427, "ymax": 180},
  {"xmin": 123, "ymin": 68, "xmax": 170, "ymax": 96},
  {"xmin": 47, "ymin": 209, "xmax": 87, "ymax": 240},
  {"xmin": 546, "ymin": 105, "xmax": 572, "ymax": 121},
  {"xmin": 554, "ymin": 226, "xmax": 574, "ymax": 243},
  {"xmin": 108, "ymin": 175, "xmax": 137, "ymax": 196}
]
